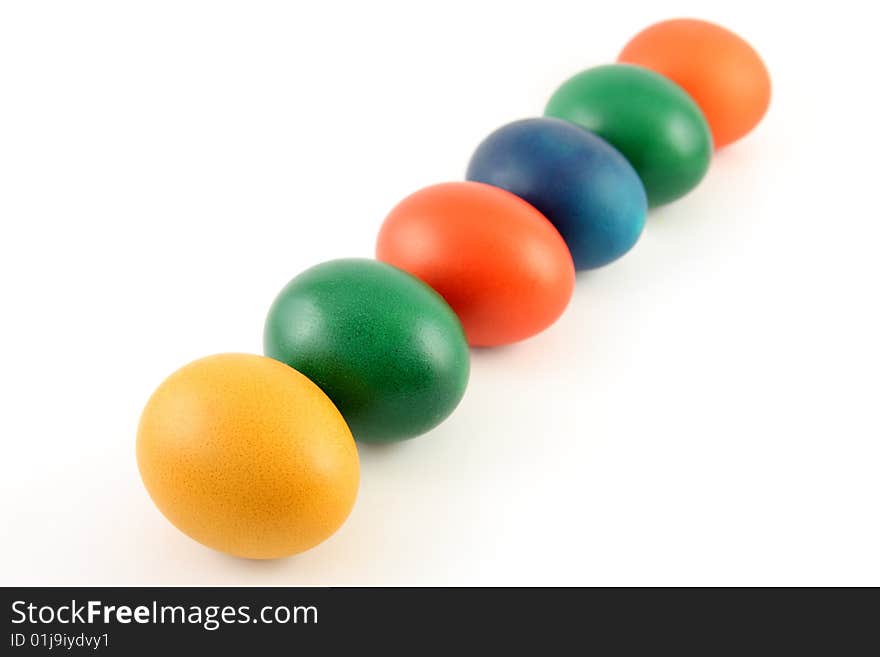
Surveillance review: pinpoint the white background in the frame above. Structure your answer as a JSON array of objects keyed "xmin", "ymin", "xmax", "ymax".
[{"xmin": 1, "ymin": 0, "xmax": 878, "ymax": 586}]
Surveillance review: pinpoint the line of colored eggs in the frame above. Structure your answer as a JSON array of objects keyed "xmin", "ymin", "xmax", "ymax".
[{"xmin": 137, "ymin": 19, "xmax": 771, "ymax": 559}]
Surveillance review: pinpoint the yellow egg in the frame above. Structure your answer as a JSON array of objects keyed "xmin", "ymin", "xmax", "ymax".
[{"xmin": 136, "ymin": 353, "xmax": 359, "ymax": 559}]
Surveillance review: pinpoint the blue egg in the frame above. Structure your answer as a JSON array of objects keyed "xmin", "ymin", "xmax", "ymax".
[{"xmin": 466, "ymin": 118, "xmax": 647, "ymax": 270}]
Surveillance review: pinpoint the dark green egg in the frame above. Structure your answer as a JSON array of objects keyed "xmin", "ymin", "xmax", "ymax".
[
  {"xmin": 264, "ymin": 259, "xmax": 470, "ymax": 443},
  {"xmin": 545, "ymin": 64, "xmax": 713, "ymax": 206}
]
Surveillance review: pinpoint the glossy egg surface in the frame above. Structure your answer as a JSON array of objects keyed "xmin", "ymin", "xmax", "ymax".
[{"xmin": 377, "ymin": 181, "xmax": 575, "ymax": 346}]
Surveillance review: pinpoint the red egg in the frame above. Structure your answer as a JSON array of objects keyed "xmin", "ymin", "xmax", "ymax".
[
  {"xmin": 376, "ymin": 182, "xmax": 575, "ymax": 347},
  {"xmin": 619, "ymin": 18, "xmax": 771, "ymax": 149}
]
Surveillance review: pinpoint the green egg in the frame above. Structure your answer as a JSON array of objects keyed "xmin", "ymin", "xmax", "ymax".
[
  {"xmin": 545, "ymin": 64, "xmax": 713, "ymax": 206},
  {"xmin": 264, "ymin": 258, "xmax": 470, "ymax": 443}
]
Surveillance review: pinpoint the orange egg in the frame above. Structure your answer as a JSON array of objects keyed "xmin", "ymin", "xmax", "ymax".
[
  {"xmin": 137, "ymin": 353, "xmax": 359, "ymax": 559},
  {"xmin": 618, "ymin": 18, "xmax": 771, "ymax": 149},
  {"xmin": 376, "ymin": 182, "xmax": 575, "ymax": 347}
]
